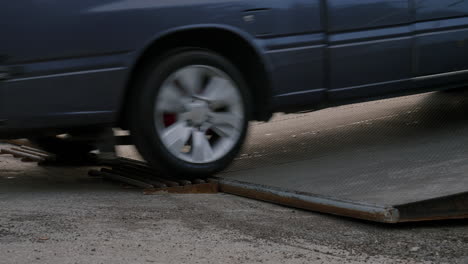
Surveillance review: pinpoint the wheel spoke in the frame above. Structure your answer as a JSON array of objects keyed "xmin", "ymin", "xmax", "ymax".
[
  {"xmin": 192, "ymin": 130, "xmax": 214, "ymax": 162},
  {"xmin": 154, "ymin": 65, "xmax": 245, "ymax": 164},
  {"xmin": 177, "ymin": 67, "xmax": 204, "ymax": 96},
  {"xmin": 202, "ymin": 77, "xmax": 239, "ymax": 108},
  {"xmin": 209, "ymin": 112, "xmax": 242, "ymax": 137},
  {"xmin": 157, "ymin": 84, "xmax": 186, "ymax": 113},
  {"xmin": 161, "ymin": 122, "xmax": 192, "ymax": 153},
  {"xmin": 210, "ymin": 112, "xmax": 242, "ymax": 129}
]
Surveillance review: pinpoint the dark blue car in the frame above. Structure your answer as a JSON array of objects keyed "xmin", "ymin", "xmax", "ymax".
[{"xmin": 1, "ymin": 1, "xmax": 467, "ymax": 177}]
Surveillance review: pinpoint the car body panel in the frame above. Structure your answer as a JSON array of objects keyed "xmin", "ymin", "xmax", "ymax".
[
  {"xmin": 327, "ymin": 0, "xmax": 413, "ymax": 101},
  {"xmin": 414, "ymin": 0, "xmax": 468, "ymax": 21},
  {"xmin": 414, "ymin": 0, "xmax": 468, "ymax": 77},
  {"xmin": 0, "ymin": 0, "xmax": 322, "ymax": 131},
  {"xmin": 327, "ymin": 0, "xmax": 411, "ymax": 32},
  {"xmin": 1, "ymin": 0, "xmax": 468, "ymax": 135}
]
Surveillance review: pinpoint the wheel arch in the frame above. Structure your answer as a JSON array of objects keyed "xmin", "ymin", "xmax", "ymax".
[{"xmin": 118, "ymin": 25, "xmax": 273, "ymax": 129}]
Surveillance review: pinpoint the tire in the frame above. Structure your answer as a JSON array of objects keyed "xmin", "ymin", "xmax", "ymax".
[{"xmin": 129, "ymin": 49, "xmax": 251, "ymax": 178}]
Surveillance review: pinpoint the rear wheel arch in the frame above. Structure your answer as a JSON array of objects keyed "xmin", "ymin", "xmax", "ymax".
[{"xmin": 118, "ymin": 26, "xmax": 273, "ymax": 128}]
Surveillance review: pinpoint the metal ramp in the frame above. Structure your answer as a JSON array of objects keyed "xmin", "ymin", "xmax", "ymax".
[{"xmin": 217, "ymin": 92, "xmax": 468, "ymax": 223}]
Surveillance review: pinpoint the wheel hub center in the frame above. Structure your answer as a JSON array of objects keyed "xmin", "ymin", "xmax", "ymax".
[{"xmin": 186, "ymin": 101, "xmax": 209, "ymax": 125}]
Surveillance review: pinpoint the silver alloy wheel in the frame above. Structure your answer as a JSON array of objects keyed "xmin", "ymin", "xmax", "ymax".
[{"xmin": 154, "ymin": 65, "xmax": 244, "ymax": 163}]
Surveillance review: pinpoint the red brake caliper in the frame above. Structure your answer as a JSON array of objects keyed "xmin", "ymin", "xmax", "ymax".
[{"xmin": 163, "ymin": 113, "xmax": 177, "ymax": 127}]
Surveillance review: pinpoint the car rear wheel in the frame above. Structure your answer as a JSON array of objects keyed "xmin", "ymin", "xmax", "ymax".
[{"xmin": 130, "ymin": 50, "xmax": 251, "ymax": 178}]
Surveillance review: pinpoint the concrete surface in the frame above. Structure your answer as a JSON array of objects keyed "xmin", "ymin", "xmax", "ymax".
[{"xmin": 1, "ymin": 92, "xmax": 468, "ymax": 264}]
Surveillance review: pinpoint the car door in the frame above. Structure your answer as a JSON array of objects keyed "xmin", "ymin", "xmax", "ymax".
[
  {"xmin": 414, "ymin": 0, "xmax": 468, "ymax": 84},
  {"xmin": 326, "ymin": 0, "xmax": 413, "ymax": 101},
  {"xmin": 264, "ymin": 0, "xmax": 326, "ymax": 109}
]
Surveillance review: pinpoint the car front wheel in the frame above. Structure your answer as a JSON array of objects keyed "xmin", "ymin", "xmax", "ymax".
[{"xmin": 130, "ymin": 50, "xmax": 251, "ymax": 178}]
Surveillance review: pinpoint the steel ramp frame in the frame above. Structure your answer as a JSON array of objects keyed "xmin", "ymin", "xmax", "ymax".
[{"xmin": 218, "ymin": 179, "xmax": 468, "ymax": 223}]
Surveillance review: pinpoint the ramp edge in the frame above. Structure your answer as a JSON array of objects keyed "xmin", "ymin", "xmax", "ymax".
[
  {"xmin": 396, "ymin": 191, "xmax": 468, "ymax": 222},
  {"xmin": 218, "ymin": 179, "xmax": 400, "ymax": 223}
]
